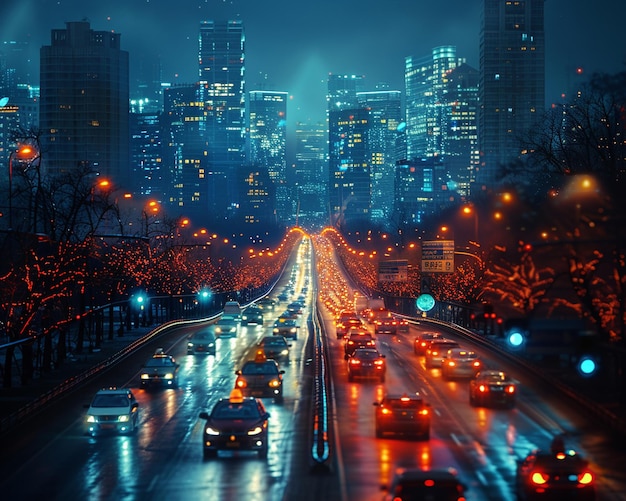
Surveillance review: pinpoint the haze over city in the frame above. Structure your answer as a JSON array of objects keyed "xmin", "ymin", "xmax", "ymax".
[{"xmin": 2, "ymin": 0, "xmax": 625, "ymax": 125}]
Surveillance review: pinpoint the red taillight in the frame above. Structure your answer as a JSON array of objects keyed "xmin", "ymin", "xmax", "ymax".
[
  {"xmin": 374, "ymin": 359, "xmax": 384, "ymax": 366},
  {"xmin": 478, "ymin": 384, "xmax": 487, "ymax": 393},
  {"xmin": 530, "ymin": 471, "xmax": 549, "ymax": 485},
  {"xmin": 418, "ymin": 408, "xmax": 429, "ymax": 416},
  {"xmin": 506, "ymin": 385, "xmax": 516, "ymax": 393},
  {"xmin": 381, "ymin": 407, "xmax": 392, "ymax": 415},
  {"xmin": 349, "ymin": 358, "xmax": 361, "ymax": 365},
  {"xmin": 472, "ymin": 361, "xmax": 481, "ymax": 367},
  {"xmin": 447, "ymin": 361, "xmax": 456, "ymax": 367},
  {"xmin": 579, "ymin": 471, "xmax": 594, "ymax": 485}
]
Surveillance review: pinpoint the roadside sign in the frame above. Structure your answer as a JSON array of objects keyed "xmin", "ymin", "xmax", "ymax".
[{"xmin": 421, "ymin": 240, "xmax": 454, "ymax": 273}]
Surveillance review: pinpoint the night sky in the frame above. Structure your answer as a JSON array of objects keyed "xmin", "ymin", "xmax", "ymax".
[{"xmin": 2, "ymin": 0, "xmax": 625, "ymax": 124}]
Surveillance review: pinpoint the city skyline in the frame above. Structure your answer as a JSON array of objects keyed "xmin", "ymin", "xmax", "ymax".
[{"xmin": 1, "ymin": 0, "xmax": 624, "ymax": 125}]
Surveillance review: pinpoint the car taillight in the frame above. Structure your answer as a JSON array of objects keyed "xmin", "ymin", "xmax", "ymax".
[
  {"xmin": 432, "ymin": 351, "xmax": 439, "ymax": 356},
  {"xmin": 374, "ymin": 359, "xmax": 384, "ymax": 366},
  {"xmin": 472, "ymin": 361, "xmax": 481, "ymax": 367},
  {"xmin": 506, "ymin": 385, "xmax": 515, "ymax": 393},
  {"xmin": 530, "ymin": 471, "xmax": 549, "ymax": 485},
  {"xmin": 447, "ymin": 361, "xmax": 456, "ymax": 367},
  {"xmin": 236, "ymin": 378, "xmax": 247, "ymax": 389},
  {"xmin": 578, "ymin": 471, "xmax": 594, "ymax": 485},
  {"xmin": 418, "ymin": 408, "xmax": 429, "ymax": 416},
  {"xmin": 349, "ymin": 358, "xmax": 361, "ymax": 365},
  {"xmin": 478, "ymin": 384, "xmax": 487, "ymax": 393},
  {"xmin": 381, "ymin": 407, "xmax": 392, "ymax": 415},
  {"xmin": 348, "ymin": 341, "xmax": 354, "ymax": 345}
]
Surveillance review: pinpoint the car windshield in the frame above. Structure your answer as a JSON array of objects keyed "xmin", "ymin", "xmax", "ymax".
[
  {"xmin": 355, "ymin": 350, "xmax": 380, "ymax": 360},
  {"xmin": 241, "ymin": 362, "xmax": 278, "ymax": 375},
  {"xmin": 385, "ymin": 398, "xmax": 424, "ymax": 409},
  {"xmin": 263, "ymin": 338, "xmax": 286, "ymax": 346},
  {"xmin": 211, "ymin": 401, "xmax": 260, "ymax": 420},
  {"xmin": 483, "ymin": 373, "xmax": 509, "ymax": 382},
  {"xmin": 144, "ymin": 357, "xmax": 175, "ymax": 367},
  {"xmin": 193, "ymin": 332, "xmax": 212, "ymax": 340},
  {"xmin": 91, "ymin": 394, "xmax": 130, "ymax": 408}
]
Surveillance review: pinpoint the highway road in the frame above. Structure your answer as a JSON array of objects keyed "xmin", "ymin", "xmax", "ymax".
[{"xmin": 1, "ymin": 236, "xmax": 625, "ymax": 500}]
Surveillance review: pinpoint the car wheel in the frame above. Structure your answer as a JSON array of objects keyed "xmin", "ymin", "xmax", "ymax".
[{"xmin": 203, "ymin": 448, "xmax": 217, "ymax": 459}]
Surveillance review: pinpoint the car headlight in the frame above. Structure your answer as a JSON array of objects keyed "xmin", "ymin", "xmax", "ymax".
[
  {"xmin": 280, "ymin": 350, "xmax": 289, "ymax": 355},
  {"xmin": 118, "ymin": 415, "xmax": 130, "ymax": 422},
  {"xmin": 205, "ymin": 427, "xmax": 220, "ymax": 436},
  {"xmin": 290, "ymin": 328, "xmax": 296, "ymax": 333},
  {"xmin": 268, "ymin": 379, "xmax": 281, "ymax": 388},
  {"xmin": 187, "ymin": 342, "xmax": 194, "ymax": 348},
  {"xmin": 273, "ymin": 328, "xmax": 279, "ymax": 333},
  {"xmin": 208, "ymin": 343, "xmax": 215, "ymax": 348},
  {"xmin": 87, "ymin": 415, "xmax": 96, "ymax": 423},
  {"xmin": 164, "ymin": 373, "xmax": 174, "ymax": 379},
  {"xmin": 141, "ymin": 373, "xmax": 150, "ymax": 379},
  {"xmin": 247, "ymin": 426, "xmax": 263, "ymax": 436}
]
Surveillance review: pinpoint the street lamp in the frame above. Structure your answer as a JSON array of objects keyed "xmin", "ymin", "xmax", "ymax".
[{"xmin": 7, "ymin": 144, "xmax": 38, "ymax": 230}]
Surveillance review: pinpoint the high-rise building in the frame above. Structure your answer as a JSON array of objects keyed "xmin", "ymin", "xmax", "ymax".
[
  {"xmin": 327, "ymin": 74, "xmax": 370, "ymax": 227},
  {"xmin": 198, "ymin": 20, "xmax": 246, "ymax": 220},
  {"xmin": 39, "ymin": 21, "xmax": 129, "ymax": 185},
  {"xmin": 405, "ymin": 46, "xmax": 465, "ymax": 161},
  {"xmin": 162, "ymin": 83, "xmax": 208, "ymax": 216},
  {"xmin": 444, "ymin": 63, "xmax": 479, "ymax": 197},
  {"xmin": 478, "ymin": 0, "xmax": 545, "ymax": 189},
  {"xmin": 248, "ymin": 90, "xmax": 288, "ymax": 221},
  {"xmin": 357, "ymin": 88, "xmax": 405, "ymax": 223},
  {"xmin": 293, "ymin": 121, "xmax": 327, "ymax": 226},
  {"xmin": 129, "ymin": 111, "xmax": 163, "ymax": 199}
]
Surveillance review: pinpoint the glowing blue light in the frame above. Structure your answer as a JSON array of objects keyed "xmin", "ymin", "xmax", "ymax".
[
  {"xmin": 416, "ymin": 294, "xmax": 435, "ymax": 312},
  {"xmin": 136, "ymin": 295, "xmax": 144, "ymax": 304},
  {"xmin": 578, "ymin": 356, "xmax": 597, "ymax": 376},
  {"xmin": 508, "ymin": 331, "xmax": 524, "ymax": 347},
  {"xmin": 396, "ymin": 122, "xmax": 406, "ymax": 132},
  {"xmin": 0, "ymin": 97, "xmax": 9, "ymax": 107}
]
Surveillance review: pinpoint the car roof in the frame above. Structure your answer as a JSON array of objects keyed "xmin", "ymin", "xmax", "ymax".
[{"xmin": 96, "ymin": 387, "xmax": 132, "ymax": 395}]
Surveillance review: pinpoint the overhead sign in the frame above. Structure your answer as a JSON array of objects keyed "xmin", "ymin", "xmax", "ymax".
[
  {"xmin": 421, "ymin": 240, "xmax": 455, "ymax": 273},
  {"xmin": 378, "ymin": 259, "xmax": 408, "ymax": 282}
]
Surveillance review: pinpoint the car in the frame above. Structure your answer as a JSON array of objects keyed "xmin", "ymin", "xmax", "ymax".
[
  {"xmin": 214, "ymin": 315, "xmax": 239, "ymax": 337},
  {"xmin": 84, "ymin": 387, "xmax": 139, "ymax": 435},
  {"xmin": 382, "ymin": 467, "xmax": 467, "ymax": 501},
  {"xmin": 223, "ymin": 300, "xmax": 242, "ymax": 321},
  {"xmin": 273, "ymin": 317, "xmax": 299, "ymax": 340},
  {"xmin": 235, "ymin": 351, "xmax": 285, "ymax": 402},
  {"xmin": 258, "ymin": 335, "xmax": 291, "ymax": 363},
  {"xmin": 374, "ymin": 311, "xmax": 398, "ymax": 334},
  {"xmin": 396, "ymin": 316, "xmax": 410, "ymax": 333},
  {"xmin": 441, "ymin": 348, "xmax": 483, "ymax": 379},
  {"xmin": 286, "ymin": 301, "xmax": 303, "ymax": 315},
  {"xmin": 515, "ymin": 446, "xmax": 596, "ymax": 500},
  {"xmin": 187, "ymin": 329, "xmax": 216, "ymax": 355},
  {"xmin": 347, "ymin": 348, "xmax": 386, "ymax": 382},
  {"xmin": 424, "ymin": 338, "xmax": 461, "ymax": 368},
  {"xmin": 256, "ymin": 298, "xmax": 276, "ymax": 311},
  {"xmin": 198, "ymin": 388, "xmax": 270, "ymax": 459},
  {"xmin": 278, "ymin": 308, "xmax": 299, "ymax": 320},
  {"xmin": 335, "ymin": 316, "xmax": 365, "ymax": 339},
  {"xmin": 413, "ymin": 331, "xmax": 441, "ymax": 355},
  {"xmin": 277, "ymin": 291, "xmax": 290, "ymax": 301},
  {"xmin": 140, "ymin": 348, "xmax": 180, "ymax": 387},
  {"xmin": 374, "ymin": 393, "xmax": 431, "ymax": 440},
  {"xmin": 469, "ymin": 370, "xmax": 517, "ymax": 408},
  {"xmin": 241, "ymin": 306, "xmax": 264, "ymax": 326},
  {"xmin": 344, "ymin": 331, "xmax": 376, "ymax": 358}
]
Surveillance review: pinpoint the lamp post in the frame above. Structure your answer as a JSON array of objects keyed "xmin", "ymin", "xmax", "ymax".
[{"xmin": 7, "ymin": 144, "xmax": 37, "ymax": 230}]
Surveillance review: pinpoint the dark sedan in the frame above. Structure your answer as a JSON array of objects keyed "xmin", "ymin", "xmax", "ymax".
[
  {"xmin": 469, "ymin": 370, "xmax": 516, "ymax": 408},
  {"xmin": 198, "ymin": 389, "xmax": 270, "ymax": 459},
  {"xmin": 374, "ymin": 393, "xmax": 431, "ymax": 440}
]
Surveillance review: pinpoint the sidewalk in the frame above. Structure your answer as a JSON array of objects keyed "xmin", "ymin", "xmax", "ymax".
[{"xmin": 0, "ymin": 325, "xmax": 152, "ymax": 425}]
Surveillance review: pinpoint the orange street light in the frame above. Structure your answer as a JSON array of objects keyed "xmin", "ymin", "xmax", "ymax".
[{"xmin": 8, "ymin": 144, "xmax": 39, "ymax": 229}]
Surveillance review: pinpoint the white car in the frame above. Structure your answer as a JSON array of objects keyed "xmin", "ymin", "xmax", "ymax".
[{"xmin": 85, "ymin": 387, "xmax": 139, "ymax": 435}]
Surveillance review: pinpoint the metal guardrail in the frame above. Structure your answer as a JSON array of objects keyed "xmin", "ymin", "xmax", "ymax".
[
  {"xmin": 411, "ymin": 316, "xmax": 626, "ymax": 441},
  {"xmin": 310, "ymin": 298, "xmax": 331, "ymax": 468},
  {"xmin": 0, "ymin": 315, "xmax": 220, "ymax": 437}
]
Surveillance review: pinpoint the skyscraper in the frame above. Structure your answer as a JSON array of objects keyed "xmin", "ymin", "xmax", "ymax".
[
  {"xmin": 478, "ymin": 0, "xmax": 545, "ymax": 189},
  {"xmin": 40, "ymin": 21, "xmax": 129, "ymax": 185},
  {"xmin": 248, "ymin": 90, "xmax": 288, "ymax": 221},
  {"xmin": 293, "ymin": 121, "xmax": 327, "ymax": 226},
  {"xmin": 356, "ymin": 88, "xmax": 405, "ymax": 223},
  {"xmin": 327, "ymin": 74, "xmax": 370, "ymax": 227},
  {"xmin": 198, "ymin": 20, "xmax": 246, "ymax": 220}
]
